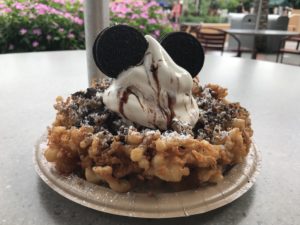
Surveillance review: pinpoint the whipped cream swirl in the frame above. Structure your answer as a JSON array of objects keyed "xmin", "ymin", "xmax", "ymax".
[{"xmin": 102, "ymin": 35, "xmax": 199, "ymax": 130}]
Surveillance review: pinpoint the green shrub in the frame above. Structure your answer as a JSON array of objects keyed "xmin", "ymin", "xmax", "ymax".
[
  {"xmin": 180, "ymin": 15, "xmax": 223, "ymax": 23},
  {"xmin": 0, "ymin": 0, "xmax": 173, "ymax": 53},
  {"xmin": 0, "ymin": 0, "xmax": 85, "ymax": 53},
  {"xmin": 110, "ymin": 0, "xmax": 174, "ymax": 38}
]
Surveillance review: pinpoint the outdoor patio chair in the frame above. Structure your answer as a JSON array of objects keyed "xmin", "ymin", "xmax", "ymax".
[
  {"xmin": 194, "ymin": 27, "xmax": 247, "ymax": 57},
  {"xmin": 276, "ymin": 35, "xmax": 300, "ymax": 64},
  {"xmin": 180, "ymin": 24, "xmax": 190, "ymax": 32},
  {"xmin": 290, "ymin": 36, "xmax": 300, "ymax": 50},
  {"xmin": 180, "ymin": 24, "xmax": 201, "ymax": 37}
]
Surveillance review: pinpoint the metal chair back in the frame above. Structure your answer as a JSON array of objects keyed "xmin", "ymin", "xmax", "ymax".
[{"xmin": 196, "ymin": 27, "xmax": 227, "ymax": 55}]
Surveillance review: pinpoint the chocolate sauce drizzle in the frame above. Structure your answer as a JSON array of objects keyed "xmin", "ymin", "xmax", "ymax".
[
  {"xmin": 116, "ymin": 57, "xmax": 187, "ymax": 130},
  {"xmin": 150, "ymin": 61, "xmax": 177, "ymax": 128},
  {"xmin": 119, "ymin": 87, "xmax": 145, "ymax": 119},
  {"xmin": 167, "ymin": 94, "xmax": 176, "ymax": 128},
  {"xmin": 150, "ymin": 62, "xmax": 169, "ymax": 126},
  {"xmin": 150, "ymin": 63, "xmax": 160, "ymax": 98},
  {"xmin": 119, "ymin": 89, "xmax": 130, "ymax": 119}
]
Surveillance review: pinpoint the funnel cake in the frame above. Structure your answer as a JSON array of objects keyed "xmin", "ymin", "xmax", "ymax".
[
  {"xmin": 44, "ymin": 79, "xmax": 252, "ymax": 193},
  {"xmin": 44, "ymin": 25, "xmax": 252, "ymax": 193}
]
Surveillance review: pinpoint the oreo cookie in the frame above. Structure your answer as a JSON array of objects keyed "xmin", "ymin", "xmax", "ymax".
[
  {"xmin": 93, "ymin": 25, "xmax": 148, "ymax": 78},
  {"xmin": 160, "ymin": 32, "xmax": 205, "ymax": 77}
]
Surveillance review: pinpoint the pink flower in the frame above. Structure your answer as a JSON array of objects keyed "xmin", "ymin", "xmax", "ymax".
[
  {"xmin": 67, "ymin": 33, "xmax": 75, "ymax": 39},
  {"xmin": 2, "ymin": 8, "xmax": 12, "ymax": 13},
  {"xmin": 32, "ymin": 29, "xmax": 42, "ymax": 36},
  {"xmin": 123, "ymin": 0, "xmax": 133, "ymax": 3},
  {"xmin": 49, "ymin": 8, "xmax": 62, "ymax": 16},
  {"xmin": 133, "ymin": 1, "xmax": 144, "ymax": 7},
  {"xmin": 139, "ymin": 25, "xmax": 145, "ymax": 29},
  {"xmin": 32, "ymin": 41, "xmax": 39, "ymax": 47},
  {"xmin": 19, "ymin": 28, "xmax": 28, "ymax": 35},
  {"xmin": 114, "ymin": 4, "xmax": 130, "ymax": 14},
  {"xmin": 117, "ymin": 13, "xmax": 125, "ymax": 18},
  {"xmin": 172, "ymin": 23, "xmax": 179, "ymax": 30},
  {"xmin": 58, "ymin": 28, "xmax": 65, "ymax": 33},
  {"xmin": 146, "ymin": 1, "xmax": 159, "ymax": 8},
  {"xmin": 110, "ymin": 2, "xmax": 117, "ymax": 11},
  {"xmin": 155, "ymin": 9, "xmax": 163, "ymax": 14},
  {"xmin": 0, "ymin": 4, "xmax": 5, "ymax": 9},
  {"xmin": 73, "ymin": 17, "xmax": 83, "ymax": 25},
  {"xmin": 154, "ymin": 30, "xmax": 160, "ymax": 37},
  {"xmin": 160, "ymin": 17, "xmax": 169, "ymax": 23},
  {"xmin": 148, "ymin": 18, "xmax": 156, "ymax": 24},
  {"xmin": 13, "ymin": 2, "xmax": 25, "ymax": 10},
  {"xmin": 142, "ymin": 5, "xmax": 149, "ymax": 11},
  {"xmin": 53, "ymin": 0, "xmax": 65, "ymax": 4},
  {"xmin": 64, "ymin": 12, "xmax": 72, "ymax": 19},
  {"xmin": 46, "ymin": 35, "xmax": 52, "ymax": 40},
  {"xmin": 34, "ymin": 4, "xmax": 50, "ymax": 15},
  {"xmin": 141, "ymin": 12, "xmax": 148, "ymax": 19},
  {"xmin": 131, "ymin": 14, "xmax": 139, "ymax": 19}
]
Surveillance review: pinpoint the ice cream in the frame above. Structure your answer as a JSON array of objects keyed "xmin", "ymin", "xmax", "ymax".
[{"xmin": 102, "ymin": 35, "xmax": 199, "ymax": 130}]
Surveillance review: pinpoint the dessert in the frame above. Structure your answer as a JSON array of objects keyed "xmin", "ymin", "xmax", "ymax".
[{"xmin": 44, "ymin": 25, "xmax": 252, "ymax": 193}]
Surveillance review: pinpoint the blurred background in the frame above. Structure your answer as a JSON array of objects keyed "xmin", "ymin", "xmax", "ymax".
[{"xmin": 0, "ymin": 0, "xmax": 299, "ymax": 55}]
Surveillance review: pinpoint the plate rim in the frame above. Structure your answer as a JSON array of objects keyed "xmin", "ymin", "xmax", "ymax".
[{"xmin": 33, "ymin": 133, "xmax": 261, "ymax": 218}]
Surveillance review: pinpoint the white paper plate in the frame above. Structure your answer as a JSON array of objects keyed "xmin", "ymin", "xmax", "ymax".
[{"xmin": 34, "ymin": 133, "xmax": 261, "ymax": 218}]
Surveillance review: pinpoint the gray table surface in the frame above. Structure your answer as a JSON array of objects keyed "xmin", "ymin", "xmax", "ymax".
[
  {"xmin": 1, "ymin": 51, "xmax": 300, "ymax": 225},
  {"xmin": 225, "ymin": 29, "xmax": 300, "ymax": 36}
]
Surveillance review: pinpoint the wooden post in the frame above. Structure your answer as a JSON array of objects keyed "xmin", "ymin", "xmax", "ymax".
[
  {"xmin": 254, "ymin": 0, "xmax": 269, "ymax": 52},
  {"xmin": 255, "ymin": 0, "xmax": 262, "ymax": 30},
  {"xmin": 255, "ymin": 0, "xmax": 268, "ymax": 30}
]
